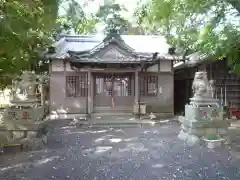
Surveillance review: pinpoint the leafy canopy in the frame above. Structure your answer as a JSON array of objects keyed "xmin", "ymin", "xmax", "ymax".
[
  {"xmin": 0, "ymin": 0, "xmax": 59, "ymax": 87},
  {"xmin": 96, "ymin": 2, "xmax": 129, "ymax": 34},
  {"xmin": 56, "ymin": 0, "xmax": 97, "ymax": 35},
  {"xmin": 134, "ymin": 0, "xmax": 240, "ymax": 74},
  {"xmin": 0, "ymin": 0, "xmax": 97, "ymax": 88}
]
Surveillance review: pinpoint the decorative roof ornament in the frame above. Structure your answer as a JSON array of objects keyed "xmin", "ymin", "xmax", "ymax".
[
  {"xmin": 68, "ymin": 33, "xmax": 154, "ymax": 63},
  {"xmin": 102, "ymin": 30, "xmax": 122, "ymax": 43}
]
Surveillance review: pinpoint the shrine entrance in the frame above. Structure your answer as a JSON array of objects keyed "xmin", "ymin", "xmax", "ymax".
[{"xmin": 93, "ymin": 73, "xmax": 134, "ymax": 112}]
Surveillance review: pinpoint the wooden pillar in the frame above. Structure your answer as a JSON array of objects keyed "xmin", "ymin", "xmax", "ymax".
[
  {"xmin": 91, "ymin": 75, "xmax": 94, "ymax": 113},
  {"xmin": 135, "ymin": 70, "xmax": 139, "ymax": 104},
  {"xmin": 63, "ymin": 60, "xmax": 66, "ymax": 109},
  {"xmin": 87, "ymin": 68, "xmax": 92, "ymax": 114}
]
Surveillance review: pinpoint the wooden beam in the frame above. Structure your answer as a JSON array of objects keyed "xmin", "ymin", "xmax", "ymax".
[{"xmin": 76, "ymin": 68, "xmax": 139, "ymax": 73}]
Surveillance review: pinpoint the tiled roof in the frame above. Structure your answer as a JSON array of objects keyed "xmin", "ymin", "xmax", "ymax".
[{"xmin": 46, "ymin": 33, "xmax": 177, "ymax": 62}]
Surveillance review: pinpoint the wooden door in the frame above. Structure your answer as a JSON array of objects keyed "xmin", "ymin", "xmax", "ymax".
[{"xmin": 93, "ymin": 73, "xmax": 134, "ymax": 112}]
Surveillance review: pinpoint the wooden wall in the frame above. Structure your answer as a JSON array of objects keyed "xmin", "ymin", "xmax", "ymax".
[
  {"xmin": 174, "ymin": 59, "xmax": 240, "ymax": 114},
  {"xmin": 206, "ymin": 60, "xmax": 240, "ymax": 107}
]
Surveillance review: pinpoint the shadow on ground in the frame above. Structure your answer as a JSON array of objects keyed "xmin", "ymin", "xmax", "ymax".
[{"xmin": 0, "ymin": 120, "xmax": 240, "ymax": 180}]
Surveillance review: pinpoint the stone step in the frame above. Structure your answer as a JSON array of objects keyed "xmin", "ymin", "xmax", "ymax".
[
  {"xmin": 77, "ymin": 119, "xmax": 140, "ymax": 128},
  {"xmin": 88, "ymin": 112, "xmax": 135, "ymax": 123},
  {"xmin": 78, "ymin": 119, "xmax": 139, "ymax": 125},
  {"xmin": 91, "ymin": 113, "xmax": 133, "ymax": 117},
  {"xmin": 80, "ymin": 124, "xmax": 141, "ymax": 128},
  {"xmin": 90, "ymin": 117, "xmax": 134, "ymax": 122},
  {"xmin": 76, "ymin": 118, "xmax": 157, "ymax": 128},
  {"xmin": 78, "ymin": 122, "xmax": 157, "ymax": 128},
  {"xmin": 93, "ymin": 106, "xmax": 132, "ymax": 113}
]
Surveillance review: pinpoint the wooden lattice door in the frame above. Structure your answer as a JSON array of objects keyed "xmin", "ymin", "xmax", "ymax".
[{"xmin": 93, "ymin": 73, "xmax": 134, "ymax": 108}]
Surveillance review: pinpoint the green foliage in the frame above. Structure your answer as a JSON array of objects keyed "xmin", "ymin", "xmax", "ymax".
[
  {"xmin": 57, "ymin": 0, "xmax": 97, "ymax": 34},
  {"xmin": 0, "ymin": 0, "xmax": 97, "ymax": 88},
  {"xmin": 0, "ymin": 0, "xmax": 60, "ymax": 87},
  {"xmin": 96, "ymin": 3, "xmax": 129, "ymax": 34},
  {"xmin": 134, "ymin": 0, "xmax": 240, "ymax": 74}
]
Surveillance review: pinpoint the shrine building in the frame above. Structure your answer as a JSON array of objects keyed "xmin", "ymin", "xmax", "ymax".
[{"xmin": 45, "ymin": 33, "xmax": 179, "ymax": 118}]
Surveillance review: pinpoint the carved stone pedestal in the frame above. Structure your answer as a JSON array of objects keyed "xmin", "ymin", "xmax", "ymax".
[
  {"xmin": 178, "ymin": 115, "xmax": 230, "ymax": 146},
  {"xmin": 1, "ymin": 71, "xmax": 49, "ymax": 152},
  {"xmin": 178, "ymin": 71, "xmax": 230, "ymax": 146}
]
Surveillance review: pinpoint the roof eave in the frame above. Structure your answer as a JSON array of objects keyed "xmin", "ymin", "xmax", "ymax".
[
  {"xmin": 173, "ymin": 54, "xmax": 208, "ymax": 70},
  {"xmin": 70, "ymin": 60, "xmax": 151, "ymax": 64}
]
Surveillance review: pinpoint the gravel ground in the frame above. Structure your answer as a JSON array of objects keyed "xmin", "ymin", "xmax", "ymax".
[{"xmin": 0, "ymin": 121, "xmax": 240, "ymax": 180}]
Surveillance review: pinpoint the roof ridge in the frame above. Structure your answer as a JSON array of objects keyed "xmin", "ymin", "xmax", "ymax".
[{"xmin": 83, "ymin": 34, "xmax": 139, "ymax": 57}]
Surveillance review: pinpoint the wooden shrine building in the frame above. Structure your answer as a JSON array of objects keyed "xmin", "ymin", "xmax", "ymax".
[{"xmin": 45, "ymin": 33, "xmax": 177, "ymax": 117}]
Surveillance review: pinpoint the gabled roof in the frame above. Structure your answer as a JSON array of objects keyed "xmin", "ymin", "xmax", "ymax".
[
  {"xmin": 68, "ymin": 34, "xmax": 155, "ymax": 63},
  {"xmin": 46, "ymin": 33, "xmax": 179, "ymax": 63},
  {"xmin": 69, "ymin": 34, "xmax": 135, "ymax": 54}
]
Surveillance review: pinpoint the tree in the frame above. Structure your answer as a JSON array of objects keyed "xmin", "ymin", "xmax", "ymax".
[
  {"xmin": 56, "ymin": 0, "xmax": 97, "ymax": 35},
  {"xmin": 96, "ymin": 2, "xmax": 129, "ymax": 34},
  {"xmin": 0, "ymin": 0, "xmax": 59, "ymax": 88},
  {"xmin": 0, "ymin": 0, "xmax": 99, "ymax": 89},
  {"xmin": 134, "ymin": 0, "xmax": 240, "ymax": 74}
]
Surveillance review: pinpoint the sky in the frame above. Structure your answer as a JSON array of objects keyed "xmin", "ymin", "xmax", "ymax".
[
  {"xmin": 59, "ymin": 0, "xmax": 139, "ymax": 21},
  {"xmin": 59, "ymin": 0, "xmax": 240, "ymax": 34},
  {"xmin": 59, "ymin": 0, "xmax": 141, "ymax": 33}
]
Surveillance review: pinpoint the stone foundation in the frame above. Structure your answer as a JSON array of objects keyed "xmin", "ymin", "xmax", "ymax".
[
  {"xmin": 4, "ymin": 106, "xmax": 46, "ymax": 122},
  {"xmin": 178, "ymin": 116, "xmax": 230, "ymax": 145},
  {"xmin": 178, "ymin": 71, "xmax": 230, "ymax": 146},
  {"xmin": 1, "ymin": 119, "xmax": 50, "ymax": 151}
]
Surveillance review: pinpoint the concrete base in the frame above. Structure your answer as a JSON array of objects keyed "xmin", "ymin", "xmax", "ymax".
[
  {"xmin": 189, "ymin": 97, "xmax": 219, "ymax": 107},
  {"xmin": 49, "ymin": 112, "xmax": 175, "ymax": 121},
  {"xmin": 203, "ymin": 138, "xmax": 224, "ymax": 149},
  {"xmin": 10, "ymin": 99, "xmax": 40, "ymax": 107},
  {"xmin": 75, "ymin": 118, "xmax": 157, "ymax": 128},
  {"xmin": 178, "ymin": 115, "xmax": 230, "ymax": 146},
  {"xmin": 49, "ymin": 112, "xmax": 173, "ymax": 128},
  {"xmin": 49, "ymin": 113, "xmax": 88, "ymax": 120},
  {"xmin": 4, "ymin": 106, "xmax": 46, "ymax": 122}
]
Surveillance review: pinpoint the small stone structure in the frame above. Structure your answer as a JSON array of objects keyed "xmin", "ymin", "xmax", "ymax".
[
  {"xmin": 2, "ymin": 71, "xmax": 49, "ymax": 151},
  {"xmin": 178, "ymin": 71, "xmax": 230, "ymax": 146}
]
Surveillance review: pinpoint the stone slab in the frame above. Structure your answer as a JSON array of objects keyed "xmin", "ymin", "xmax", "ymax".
[
  {"xmin": 27, "ymin": 131, "xmax": 38, "ymax": 139},
  {"xmin": 4, "ymin": 106, "xmax": 45, "ymax": 122},
  {"xmin": 4, "ymin": 119, "xmax": 45, "ymax": 131},
  {"xmin": 185, "ymin": 105, "xmax": 224, "ymax": 121},
  {"xmin": 181, "ymin": 125, "xmax": 205, "ymax": 137},
  {"xmin": 19, "ymin": 137, "xmax": 44, "ymax": 151},
  {"xmin": 179, "ymin": 117, "xmax": 230, "ymax": 128},
  {"xmin": 205, "ymin": 128, "xmax": 217, "ymax": 136},
  {"xmin": 203, "ymin": 138, "xmax": 224, "ymax": 149}
]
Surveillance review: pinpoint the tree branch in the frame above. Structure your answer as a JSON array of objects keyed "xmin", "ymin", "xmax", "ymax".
[{"xmin": 224, "ymin": 0, "xmax": 240, "ymax": 13}]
